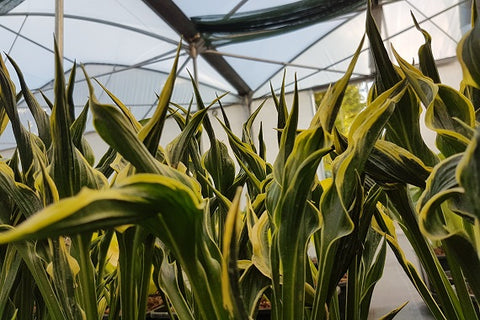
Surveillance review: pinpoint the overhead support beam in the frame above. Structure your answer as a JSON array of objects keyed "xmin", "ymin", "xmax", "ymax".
[{"xmin": 142, "ymin": 0, "xmax": 252, "ymax": 97}]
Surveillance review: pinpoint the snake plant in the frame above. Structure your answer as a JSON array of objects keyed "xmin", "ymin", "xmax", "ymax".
[{"xmin": 0, "ymin": 1, "xmax": 479, "ymax": 319}]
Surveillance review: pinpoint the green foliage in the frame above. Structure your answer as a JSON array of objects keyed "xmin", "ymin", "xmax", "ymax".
[
  {"xmin": 0, "ymin": 2, "xmax": 479, "ymax": 320},
  {"xmin": 314, "ymin": 84, "xmax": 366, "ymax": 136}
]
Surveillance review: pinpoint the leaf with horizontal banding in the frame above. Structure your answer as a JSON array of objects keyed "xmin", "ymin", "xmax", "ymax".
[
  {"xmin": 366, "ymin": 139, "xmax": 431, "ymax": 188},
  {"xmin": 366, "ymin": 3, "xmax": 399, "ymax": 92},
  {"xmin": 86, "ymin": 76, "xmax": 200, "ymax": 191},
  {"xmin": 418, "ymin": 154, "xmax": 473, "ymax": 239},
  {"xmin": 70, "ymin": 102, "xmax": 95, "ymax": 165},
  {"xmin": 49, "ymin": 40, "xmax": 77, "ymax": 198},
  {"xmin": 335, "ymin": 81, "xmax": 407, "ymax": 206},
  {"xmin": 426, "ymin": 85, "xmax": 475, "ymax": 157}
]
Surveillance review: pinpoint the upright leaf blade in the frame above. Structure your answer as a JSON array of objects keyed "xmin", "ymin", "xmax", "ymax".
[
  {"xmin": 411, "ymin": 13, "xmax": 441, "ymax": 83},
  {"xmin": 458, "ymin": 10, "xmax": 480, "ymax": 88},
  {"xmin": 50, "ymin": 39, "xmax": 77, "ymax": 198},
  {"xmin": 367, "ymin": 3, "xmax": 437, "ymax": 167},
  {"xmin": 221, "ymin": 188, "xmax": 249, "ymax": 319},
  {"xmin": 0, "ymin": 57, "xmax": 35, "ymax": 185},
  {"xmin": 7, "ymin": 55, "xmax": 51, "ymax": 148},
  {"xmin": 138, "ymin": 43, "xmax": 181, "ymax": 155}
]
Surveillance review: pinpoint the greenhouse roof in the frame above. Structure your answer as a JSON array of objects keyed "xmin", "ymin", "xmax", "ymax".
[{"xmin": 0, "ymin": 0, "xmax": 471, "ymax": 149}]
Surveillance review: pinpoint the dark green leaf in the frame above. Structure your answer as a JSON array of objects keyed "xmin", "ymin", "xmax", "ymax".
[
  {"xmin": 411, "ymin": 13, "xmax": 441, "ymax": 83},
  {"xmin": 6, "ymin": 55, "xmax": 51, "ymax": 148},
  {"xmin": 203, "ymin": 139, "xmax": 235, "ymax": 194},
  {"xmin": 0, "ymin": 57, "xmax": 35, "ymax": 185},
  {"xmin": 457, "ymin": 126, "xmax": 480, "ymax": 219},
  {"xmin": 366, "ymin": 140, "xmax": 431, "ymax": 188}
]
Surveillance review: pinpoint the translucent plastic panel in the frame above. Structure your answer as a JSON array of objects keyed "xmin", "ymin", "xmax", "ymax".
[
  {"xmin": 379, "ymin": 1, "xmax": 424, "ymax": 39},
  {"xmin": 253, "ymin": 68, "xmax": 326, "ymax": 99},
  {"xmin": 177, "ymin": 56, "xmax": 238, "ymax": 94},
  {"xmin": 387, "ymin": 29, "xmax": 426, "ymax": 63},
  {"xmin": 12, "ymin": 0, "xmax": 180, "ymax": 41},
  {"xmin": 7, "ymin": 37, "xmax": 74, "ymax": 89},
  {"xmin": 11, "ymin": 0, "xmax": 53, "ymax": 13},
  {"xmin": 380, "ymin": 1, "xmax": 462, "ymax": 42},
  {"xmin": 0, "ymin": 122, "xmax": 18, "ymax": 150},
  {"xmin": 388, "ymin": 21, "xmax": 457, "ymax": 64},
  {"xmin": 223, "ymin": 56, "xmax": 282, "ymax": 91},
  {"xmin": 0, "ymin": 17, "xmax": 24, "ymax": 55},
  {"xmin": 253, "ymin": 56, "xmax": 371, "ymax": 98},
  {"xmin": 218, "ymin": 19, "xmax": 348, "ymax": 67},
  {"xmin": 173, "ymin": 75, "xmax": 239, "ymax": 108},
  {"xmin": 93, "ymin": 68, "xmax": 168, "ymax": 106},
  {"xmin": 63, "ymin": 19, "xmax": 176, "ymax": 66},
  {"xmin": 265, "ymin": 70, "xmax": 343, "ymax": 98},
  {"xmin": 291, "ymin": 12, "xmax": 366, "ymax": 70},
  {"xmin": 293, "ymin": 70, "xmax": 346, "ymax": 92},
  {"xmin": 429, "ymin": 6, "xmax": 464, "ymax": 42},
  {"xmin": 1, "ymin": 0, "xmax": 467, "ymax": 106},
  {"xmin": 130, "ymin": 104, "xmax": 157, "ymax": 122},
  {"xmin": 222, "ymin": 14, "xmax": 361, "ymax": 94},
  {"xmin": 174, "ymin": 0, "xmax": 241, "ymax": 17},
  {"xmin": 145, "ymin": 53, "xmax": 191, "ymax": 78},
  {"xmin": 65, "ymin": 0, "xmax": 180, "ymax": 41},
  {"xmin": 0, "ymin": 15, "xmax": 27, "ymax": 36},
  {"xmin": 71, "ymin": 64, "xmax": 116, "ymax": 83},
  {"xmin": 14, "ymin": 16, "xmax": 54, "ymax": 51},
  {"xmin": 326, "ymin": 50, "xmax": 373, "ymax": 77},
  {"xmin": 401, "ymin": 0, "xmax": 461, "ymax": 18},
  {"xmin": 196, "ymin": 56, "xmax": 238, "ymax": 93}
]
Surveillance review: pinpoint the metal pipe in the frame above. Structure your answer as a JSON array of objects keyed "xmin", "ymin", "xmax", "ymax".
[
  {"xmin": 55, "ymin": 0, "xmax": 64, "ymax": 63},
  {"xmin": 191, "ymin": 44, "xmax": 199, "ymax": 87}
]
